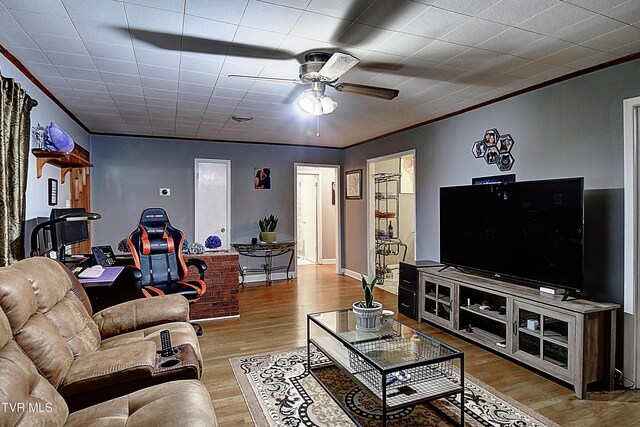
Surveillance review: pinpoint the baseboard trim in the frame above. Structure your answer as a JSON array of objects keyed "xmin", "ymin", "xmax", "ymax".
[
  {"xmin": 321, "ymin": 258, "xmax": 336, "ymax": 265},
  {"xmin": 240, "ymin": 271, "xmax": 297, "ymax": 284},
  {"xmin": 343, "ymin": 269, "xmax": 361, "ymax": 281},
  {"xmin": 193, "ymin": 314, "xmax": 239, "ymax": 322}
]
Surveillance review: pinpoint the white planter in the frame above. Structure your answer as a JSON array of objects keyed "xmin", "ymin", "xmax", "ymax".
[{"xmin": 352, "ymin": 301, "xmax": 383, "ymax": 332}]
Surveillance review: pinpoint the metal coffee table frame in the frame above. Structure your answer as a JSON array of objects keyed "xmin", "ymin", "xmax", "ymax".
[
  {"xmin": 231, "ymin": 241, "xmax": 295, "ymax": 285},
  {"xmin": 307, "ymin": 309, "xmax": 464, "ymax": 426}
]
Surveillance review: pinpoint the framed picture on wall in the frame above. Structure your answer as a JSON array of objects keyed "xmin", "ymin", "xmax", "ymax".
[
  {"xmin": 345, "ymin": 169, "xmax": 362, "ymax": 200},
  {"xmin": 48, "ymin": 178, "xmax": 58, "ymax": 206}
]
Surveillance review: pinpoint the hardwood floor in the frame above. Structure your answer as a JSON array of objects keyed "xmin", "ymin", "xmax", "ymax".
[{"xmin": 199, "ymin": 264, "xmax": 639, "ymax": 427}]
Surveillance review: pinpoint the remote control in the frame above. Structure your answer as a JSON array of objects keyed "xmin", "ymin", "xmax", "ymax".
[{"xmin": 159, "ymin": 330, "xmax": 173, "ymax": 357}]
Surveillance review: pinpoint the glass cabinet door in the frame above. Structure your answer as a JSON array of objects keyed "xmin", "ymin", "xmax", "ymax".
[{"xmin": 423, "ymin": 280, "xmax": 453, "ymax": 326}]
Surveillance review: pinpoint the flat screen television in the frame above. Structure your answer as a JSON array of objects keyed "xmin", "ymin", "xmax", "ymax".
[
  {"xmin": 440, "ymin": 177, "xmax": 584, "ymax": 291},
  {"xmin": 50, "ymin": 208, "xmax": 89, "ymax": 250}
]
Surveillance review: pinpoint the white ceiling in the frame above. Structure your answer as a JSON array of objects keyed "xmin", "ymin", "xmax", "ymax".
[{"xmin": 1, "ymin": 0, "xmax": 639, "ymax": 148}]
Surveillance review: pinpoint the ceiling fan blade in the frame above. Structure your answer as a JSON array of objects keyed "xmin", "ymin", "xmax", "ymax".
[
  {"xmin": 332, "ymin": 83, "xmax": 399, "ymax": 100},
  {"xmin": 318, "ymin": 52, "xmax": 359, "ymax": 81},
  {"xmin": 228, "ymin": 75, "xmax": 304, "ymax": 84},
  {"xmin": 124, "ymin": 28, "xmax": 295, "ymax": 60}
]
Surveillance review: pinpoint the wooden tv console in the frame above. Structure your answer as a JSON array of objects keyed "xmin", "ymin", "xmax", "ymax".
[{"xmin": 418, "ymin": 267, "xmax": 619, "ymax": 398}]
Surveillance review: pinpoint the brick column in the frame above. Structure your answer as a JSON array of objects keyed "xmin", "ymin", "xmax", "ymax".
[{"xmin": 186, "ymin": 250, "xmax": 239, "ymax": 320}]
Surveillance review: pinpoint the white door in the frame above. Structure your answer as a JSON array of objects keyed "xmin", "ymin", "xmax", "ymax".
[
  {"xmin": 194, "ymin": 159, "xmax": 230, "ymax": 249},
  {"xmin": 297, "ymin": 174, "xmax": 318, "ymax": 263}
]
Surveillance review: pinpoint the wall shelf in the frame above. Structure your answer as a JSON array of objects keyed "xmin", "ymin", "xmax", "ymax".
[{"xmin": 32, "ymin": 149, "xmax": 92, "ymax": 184}]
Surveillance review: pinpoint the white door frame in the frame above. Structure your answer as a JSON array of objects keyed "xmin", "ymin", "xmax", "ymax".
[
  {"xmin": 298, "ymin": 172, "xmax": 320, "ymax": 263},
  {"xmin": 194, "ymin": 158, "xmax": 231, "ymax": 249},
  {"xmin": 623, "ymin": 96, "xmax": 640, "ymax": 387},
  {"xmin": 366, "ymin": 149, "xmax": 417, "ymax": 280},
  {"xmin": 294, "ymin": 163, "xmax": 342, "ymax": 275}
]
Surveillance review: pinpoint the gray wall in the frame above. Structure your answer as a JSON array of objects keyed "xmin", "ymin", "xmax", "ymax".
[
  {"xmin": 344, "ymin": 58, "xmax": 640, "ymax": 305},
  {"xmin": 90, "ymin": 136, "xmax": 342, "ymax": 266}
]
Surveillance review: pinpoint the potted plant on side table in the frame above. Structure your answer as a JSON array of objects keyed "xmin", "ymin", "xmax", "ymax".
[
  {"xmin": 353, "ymin": 275, "xmax": 382, "ymax": 331},
  {"xmin": 259, "ymin": 214, "xmax": 278, "ymax": 243}
]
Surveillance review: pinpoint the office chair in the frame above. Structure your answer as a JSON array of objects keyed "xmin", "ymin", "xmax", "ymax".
[{"xmin": 128, "ymin": 208, "xmax": 207, "ymax": 333}]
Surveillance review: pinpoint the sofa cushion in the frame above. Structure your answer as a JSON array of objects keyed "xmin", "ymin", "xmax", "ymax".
[{"xmin": 65, "ymin": 380, "xmax": 217, "ymax": 427}]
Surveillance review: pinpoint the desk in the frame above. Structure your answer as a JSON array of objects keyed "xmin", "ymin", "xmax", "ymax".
[{"xmin": 231, "ymin": 241, "xmax": 296, "ymax": 285}]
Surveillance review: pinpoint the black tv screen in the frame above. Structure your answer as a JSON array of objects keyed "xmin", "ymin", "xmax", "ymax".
[{"xmin": 440, "ymin": 178, "xmax": 584, "ymax": 290}]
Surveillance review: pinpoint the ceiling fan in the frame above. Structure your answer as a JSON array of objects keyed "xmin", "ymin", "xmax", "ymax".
[{"xmin": 228, "ymin": 51, "xmax": 399, "ymax": 116}]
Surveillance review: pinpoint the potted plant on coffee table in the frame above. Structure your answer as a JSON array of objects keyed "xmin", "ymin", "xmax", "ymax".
[
  {"xmin": 259, "ymin": 214, "xmax": 278, "ymax": 243},
  {"xmin": 353, "ymin": 275, "xmax": 382, "ymax": 331}
]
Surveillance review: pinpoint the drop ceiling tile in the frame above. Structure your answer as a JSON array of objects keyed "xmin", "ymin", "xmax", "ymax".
[
  {"xmin": 445, "ymin": 48, "xmax": 503, "ymax": 68},
  {"xmin": 519, "ymin": 2, "xmax": 594, "ymax": 34},
  {"xmin": 564, "ymin": 0, "xmax": 628, "ymax": 13},
  {"xmin": 84, "ymin": 42, "xmax": 135, "ymax": 63},
  {"xmin": 539, "ymin": 44, "xmax": 602, "ymax": 67},
  {"xmin": 63, "ymin": 0, "xmax": 127, "ymax": 25},
  {"xmin": 73, "ymin": 89, "xmax": 113, "ymax": 101},
  {"xmin": 552, "ymin": 14, "xmax": 625, "ymax": 44},
  {"xmin": 213, "ymin": 87, "xmax": 247, "ymax": 99},
  {"xmin": 610, "ymin": 38, "xmax": 640, "ymax": 56},
  {"xmin": 476, "ymin": 27, "xmax": 544, "ymax": 53},
  {"xmin": 180, "ymin": 55, "xmax": 224, "ymax": 74},
  {"xmin": 209, "ymin": 96, "xmax": 242, "ymax": 107},
  {"xmin": 250, "ymin": 80, "xmax": 293, "ymax": 95},
  {"xmin": 66, "ymin": 79, "xmax": 109, "ymax": 92},
  {"xmin": 37, "ymin": 75, "xmax": 72, "ymax": 88},
  {"xmin": 505, "ymin": 60, "xmax": 557, "ymax": 78},
  {"xmin": 107, "ymin": 83, "xmax": 144, "ymax": 95},
  {"xmin": 509, "ymin": 36, "xmax": 573, "ymax": 61},
  {"xmin": 306, "ymin": 0, "xmax": 374, "ymax": 19},
  {"xmin": 358, "ymin": 0, "xmax": 428, "ymax": 30},
  {"xmin": 29, "ymin": 33, "xmax": 87, "ymax": 55},
  {"xmin": 412, "ymin": 39, "xmax": 469, "ymax": 62},
  {"xmin": 10, "ymin": 10, "xmax": 78, "ymax": 38},
  {"xmin": 205, "ymin": 104, "xmax": 236, "ymax": 114},
  {"xmin": 56, "ymin": 66, "xmax": 101, "ymax": 80},
  {"xmin": 528, "ymin": 65, "xmax": 575, "ymax": 81},
  {"xmin": 582, "ymin": 25, "xmax": 640, "ymax": 51},
  {"xmin": 290, "ymin": 11, "xmax": 349, "ymax": 42},
  {"xmin": 147, "ymin": 104, "xmax": 177, "ymax": 114},
  {"xmin": 480, "ymin": 54, "xmax": 531, "ymax": 74},
  {"xmin": 178, "ymin": 81, "xmax": 214, "ymax": 97},
  {"xmin": 116, "ymin": 103, "xmax": 148, "ymax": 112},
  {"xmin": 334, "ymin": 22, "xmax": 396, "ymax": 50},
  {"xmin": 441, "ymin": 18, "xmax": 510, "ymax": 47},
  {"xmin": 125, "ymin": 0, "xmax": 186, "ymax": 13},
  {"xmin": 125, "ymin": 3, "xmax": 184, "ymax": 33},
  {"xmin": 185, "ymin": 0, "xmax": 248, "ymax": 24},
  {"xmin": 45, "ymin": 52, "xmax": 96, "ymax": 70},
  {"xmin": 24, "ymin": 62, "xmax": 63, "ymax": 77},
  {"xmin": 602, "ymin": 1, "xmax": 640, "ymax": 25},
  {"xmin": 402, "ymin": 7, "xmax": 470, "ymax": 39},
  {"xmin": 135, "ymin": 47, "xmax": 181, "ymax": 68},
  {"xmin": 479, "ymin": 0, "xmax": 556, "ymax": 26},
  {"xmin": 49, "ymin": 87, "xmax": 80, "ymax": 98},
  {"xmin": 375, "ymin": 32, "xmax": 434, "ymax": 56},
  {"xmin": 177, "ymin": 100, "xmax": 207, "ymax": 111},
  {"xmin": 0, "ymin": 6, "xmax": 22, "ymax": 31},
  {"xmin": 244, "ymin": 91, "xmax": 279, "ymax": 103},
  {"xmin": 74, "ymin": 21, "xmax": 133, "ymax": 46},
  {"xmin": 240, "ymin": 0, "xmax": 303, "ymax": 33},
  {"xmin": 100, "ymin": 71, "xmax": 142, "ymax": 85},
  {"xmin": 3, "ymin": 0, "xmax": 67, "ymax": 16},
  {"xmin": 93, "ymin": 58, "xmax": 140, "ymax": 75},
  {"xmin": 112, "ymin": 93, "xmax": 147, "ymax": 104},
  {"xmin": 0, "ymin": 29, "xmax": 38, "ymax": 49},
  {"xmin": 179, "ymin": 70, "xmax": 219, "ymax": 86},
  {"xmin": 138, "ymin": 64, "xmax": 179, "ymax": 80},
  {"xmin": 432, "ymin": 0, "xmax": 501, "ymax": 15},
  {"xmin": 564, "ymin": 51, "xmax": 619, "ymax": 69},
  {"xmin": 141, "ymin": 76, "xmax": 179, "ymax": 91}
]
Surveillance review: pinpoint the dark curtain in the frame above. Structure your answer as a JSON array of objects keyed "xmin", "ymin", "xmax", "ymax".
[{"xmin": 0, "ymin": 74, "xmax": 35, "ymax": 266}]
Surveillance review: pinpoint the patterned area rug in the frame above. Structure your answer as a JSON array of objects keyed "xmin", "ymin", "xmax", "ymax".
[{"xmin": 230, "ymin": 347, "xmax": 560, "ymax": 427}]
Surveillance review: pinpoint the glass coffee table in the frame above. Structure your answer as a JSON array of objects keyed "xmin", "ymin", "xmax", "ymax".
[{"xmin": 307, "ymin": 309, "xmax": 464, "ymax": 426}]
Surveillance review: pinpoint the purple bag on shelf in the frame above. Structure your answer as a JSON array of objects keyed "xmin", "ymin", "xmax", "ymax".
[{"xmin": 43, "ymin": 122, "xmax": 74, "ymax": 152}]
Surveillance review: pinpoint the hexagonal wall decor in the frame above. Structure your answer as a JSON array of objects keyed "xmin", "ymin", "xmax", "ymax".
[
  {"xmin": 485, "ymin": 146, "xmax": 499, "ymax": 164},
  {"xmin": 471, "ymin": 140, "xmax": 486, "ymax": 158},
  {"xmin": 498, "ymin": 134, "xmax": 514, "ymax": 153},
  {"xmin": 497, "ymin": 153, "xmax": 514, "ymax": 171},
  {"xmin": 483, "ymin": 128, "xmax": 500, "ymax": 147},
  {"xmin": 472, "ymin": 128, "xmax": 516, "ymax": 172}
]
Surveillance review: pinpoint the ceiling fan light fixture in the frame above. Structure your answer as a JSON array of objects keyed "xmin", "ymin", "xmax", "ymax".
[
  {"xmin": 298, "ymin": 89, "xmax": 337, "ymax": 115},
  {"xmin": 320, "ymin": 95, "xmax": 337, "ymax": 114}
]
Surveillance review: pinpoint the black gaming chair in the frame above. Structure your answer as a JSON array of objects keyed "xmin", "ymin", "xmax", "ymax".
[{"xmin": 127, "ymin": 208, "xmax": 207, "ymax": 303}]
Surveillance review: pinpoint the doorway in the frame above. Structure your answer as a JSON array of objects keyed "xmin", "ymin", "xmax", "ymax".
[
  {"xmin": 367, "ymin": 151, "xmax": 416, "ymax": 294},
  {"xmin": 297, "ymin": 173, "xmax": 319, "ymax": 264},
  {"xmin": 194, "ymin": 159, "xmax": 230, "ymax": 249},
  {"xmin": 294, "ymin": 164, "xmax": 341, "ymax": 274}
]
